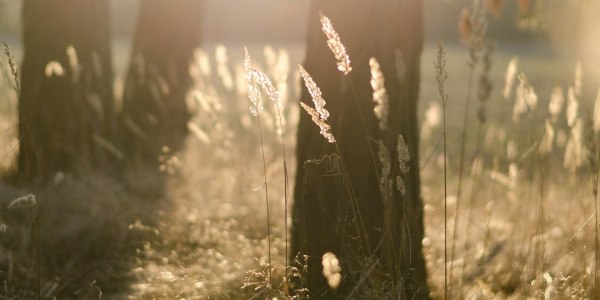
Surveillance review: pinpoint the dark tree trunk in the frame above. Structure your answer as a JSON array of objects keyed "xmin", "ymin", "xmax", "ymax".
[
  {"xmin": 18, "ymin": 0, "xmax": 115, "ymax": 182},
  {"xmin": 291, "ymin": 0, "xmax": 428, "ymax": 298},
  {"xmin": 120, "ymin": 0, "xmax": 204, "ymax": 162}
]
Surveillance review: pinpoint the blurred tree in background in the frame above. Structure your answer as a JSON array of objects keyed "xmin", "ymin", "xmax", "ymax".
[
  {"xmin": 291, "ymin": 0, "xmax": 429, "ymax": 298},
  {"xmin": 18, "ymin": 0, "xmax": 115, "ymax": 182},
  {"xmin": 120, "ymin": 0, "xmax": 204, "ymax": 163}
]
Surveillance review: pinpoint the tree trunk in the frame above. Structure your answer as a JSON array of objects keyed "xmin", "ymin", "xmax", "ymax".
[
  {"xmin": 120, "ymin": 0, "xmax": 204, "ymax": 162},
  {"xmin": 18, "ymin": 0, "xmax": 115, "ymax": 182},
  {"xmin": 291, "ymin": 0, "xmax": 428, "ymax": 298}
]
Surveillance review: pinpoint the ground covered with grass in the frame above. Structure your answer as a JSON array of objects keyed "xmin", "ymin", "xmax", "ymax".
[{"xmin": 1, "ymin": 42, "xmax": 599, "ymax": 298}]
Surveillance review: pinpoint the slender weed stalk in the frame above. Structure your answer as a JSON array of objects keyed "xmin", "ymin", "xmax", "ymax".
[
  {"xmin": 593, "ymin": 87, "xmax": 600, "ymax": 298},
  {"xmin": 434, "ymin": 41, "xmax": 449, "ymax": 299},
  {"xmin": 244, "ymin": 49, "xmax": 272, "ymax": 286},
  {"xmin": 256, "ymin": 116, "xmax": 272, "ymax": 287},
  {"xmin": 4, "ymin": 41, "xmax": 43, "ymax": 298}
]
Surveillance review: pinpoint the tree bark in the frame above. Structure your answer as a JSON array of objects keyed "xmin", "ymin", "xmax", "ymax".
[
  {"xmin": 291, "ymin": 0, "xmax": 428, "ymax": 298},
  {"xmin": 18, "ymin": 0, "xmax": 115, "ymax": 182},
  {"xmin": 120, "ymin": 0, "xmax": 204, "ymax": 162}
]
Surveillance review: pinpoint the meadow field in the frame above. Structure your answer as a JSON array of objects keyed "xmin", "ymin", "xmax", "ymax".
[{"xmin": 1, "ymin": 38, "xmax": 599, "ymax": 299}]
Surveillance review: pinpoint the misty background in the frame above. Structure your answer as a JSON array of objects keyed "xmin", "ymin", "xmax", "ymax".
[{"xmin": 0, "ymin": 0, "xmax": 535, "ymax": 44}]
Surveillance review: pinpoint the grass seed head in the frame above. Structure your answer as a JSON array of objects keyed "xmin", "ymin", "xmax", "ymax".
[
  {"xmin": 397, "ymin": 135, "xmax": 410, "ymax": 174},
  {"xmin": 322, "ymin": 252, "xmax": 341, "ymax": 289},
  {"xmin": 2, "ymin": 42, "xmax": 19, "ymax": 92},
  {"xmin": 549, "ymin": 86, "xmax": 564, "ymax": 120},
  {"xmin": 244, "ymin": 47, "xmax": 264, "ymax": 117},
  {"xmin": 369, "ymin": 58, "xmax": 389, "ymax": 131},
  {"xmin": 298, "ymin": 65, "xmax": 329, "ymax": 120},
  {"xmin": 396, "ymin": 176, "xmax": 406, "ymax": 197},
  {"xmin": 593, "ymin": 88, "xmax": 600, "ymax": 133},
  {"xmin": 300, "ymin": 102, "xmax": 335, "ymax": 144},
  {"xmin": 319, "ymin": 12, "xmax": 352, "ymax": 75},
  {"xmin": 45, "ymin": 61, "xmax": 65, "ymax": 78},
  {"xmin": 378, "ymin": 141, "xmax": 393, "ymax": 207},
  {"xmin": 566, "ymin": 87, "xmax": 578, "ymax": 128},
  {"xmin": 8, "ymin": 194, "xmax": 37, "ymax": 209},
  {"xmin": 503, "ymin": 58, "xmax": 518, "ymax": 99}
]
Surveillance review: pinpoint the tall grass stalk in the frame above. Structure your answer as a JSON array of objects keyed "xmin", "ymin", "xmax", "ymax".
[
  {"xmin": 449, "ymin": 60, "xmax": 473, "ymax": 294},
  {"xmin": 594, "ymin": 88, "xmax": 600, "ymax": 297},
  {"xmin": 459, "ymin": 38, "xmax": 493, "ymax": 298},
  {"xmin": 4, "ymin": 41, "xmax": 43, "ymax": 298},
  {"xmin": 595, "ymin": 145, "xmax": 599, "ymax": 299},
  {"xmin": 434, "ymin": 41, "xmax": 449, "ymax": 299},
  {"xmin": 244, "ymin": 49, "xmax": 273, "ymax": 286},
  {"xmin": 261, "ymin": 55, "xmax": 290, "ymax": 285},
  {"xmin": 450, "ymin": 3, "xmax": 486, "ymax": 292}
]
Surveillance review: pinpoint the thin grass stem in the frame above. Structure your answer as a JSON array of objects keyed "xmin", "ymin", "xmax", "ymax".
[{"xmin": 256, "ymin": 116, "xmax": 272, "ymax": 286}]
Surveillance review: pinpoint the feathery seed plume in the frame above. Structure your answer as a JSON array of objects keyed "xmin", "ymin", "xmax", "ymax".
[
  {"xmin": 244, "ymin": 47, "xmax": 263, "ymax": 117},
  {"xmin": 2, "ymin": 42, "xmax": 19, "ymax": 92},
  {"xmin": 320, "ymin": 12, "xmax": 352, "ymax": 75},
  {"xmin": 66, "ymin": 45, "xmax": 79, "ymax": 81},
  {"xmin": 378, "ymin": 141, "xmax": 393, "ymax": 205},
  {"xmin": 299, "ymin": 65, "xmax": 329, "ymax": 120},
  {"xmin": 548, "ymin": 86, "xmax": 564, "ymax": 121},
  {"xmin": 594, "ymin": 88, "xmax": 600, "ymax": 133},
  {"xmin": 216, "ymin": 45, "xmax": 234, "ymax": 91},
  {"xmin": 397, "ymin": 135, "xmax": 410, "ymax": 174},
  {"xmin": 45, "ymin": 61, "xmax": 65, "ymax": 78},
  {"xmin": 244, "ymin": 50, "xmax": 285, "ymax": 134},
  {"xmin": 369, "ymin": 58, "xmax": 389, "ymax": 130},
  {"xmin": 396, "ymin": 135, "xmax": 409, "ymax": 199},
  {"xmin": 503, "ymin": 58, "xmax": 518, "ymax": 99},
  {"xmin": 300, "ymin": 102, "xmax": 335, "ymax": 143},
  {"xmin": 564, "ymin": 119, "xmax": 586, "ymax": 172},
  {"xmin": 566, "ymin": 87, "xmax": 578, "ymax": 128},
  {"xmin": 322, "ymin": 252, "xmax": 342, "ymax": 289},
  {"xmin": 574, "ymin": 61, "xmax": 583, "ymax": 98},
  {"xmin": 539, "ymin": 119, "xmax": 555, "ymax": 155},
  {"xmin": 396, "ymin": 176, "xmax": 406, "ymax": 197},
  {"xmin": 512, "ymin": 73, "xmax": 536, "ymax": 122},
  {"xmin": 8, "ymin": 194, "xmax": 37, "ymax": 209},
  {"xmin": 435, "ymin": 42, "xmax": 448, "ymax": 105},
  {"xmin": 252, "ymin": 71, "xmax": 280, "ymax": 109}
]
